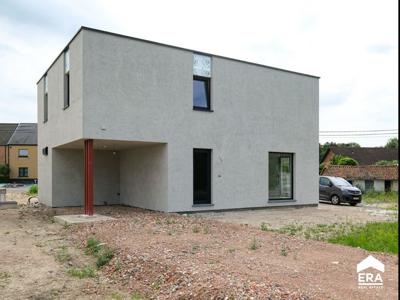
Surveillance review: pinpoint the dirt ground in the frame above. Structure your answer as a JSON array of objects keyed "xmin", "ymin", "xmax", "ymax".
[
  {"xmin": 0, "ymin": 205, "xmax": 398, "ymax": 299},
  {"xmin": 195, "ymin": 202, "xmax": 398, "ymax": 228}
]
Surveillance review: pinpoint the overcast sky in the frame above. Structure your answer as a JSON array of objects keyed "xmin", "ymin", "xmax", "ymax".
[{"xmin": 0, "ymin": 0, "xmax": 398, "ymax": 146}]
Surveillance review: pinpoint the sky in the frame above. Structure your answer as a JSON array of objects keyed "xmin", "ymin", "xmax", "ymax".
[{"xmin": 0, "ymin": 0, "xmax": 398, "ymax": 146}]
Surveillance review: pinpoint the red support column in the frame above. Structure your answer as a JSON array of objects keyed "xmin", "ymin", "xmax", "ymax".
[{"xmin": 84, "ymin": 139, "xmax": 94, "ymax": 216}]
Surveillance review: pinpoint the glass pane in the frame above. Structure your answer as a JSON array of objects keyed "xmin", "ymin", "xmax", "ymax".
[
  {"xmin": 193, "ymin": 54, "xmax": 211, "ymax": 77},
  {"xmin": 44, "ymin": 76, "xmax": 48, "ymax": 93},
  {"xmin": 64, "ymin": 49, "xmax": 70, "ymax": 72},
  {"xmin": 193, "ymin": 79, "xmax": 208, "ymax": 108},
  {"xmin": 269, "ymin": 153, "xmax": 293, "ymax": 199},
  {"xmin": 18, "ymin": 149, "xmax": 29, "ymax": 157}
]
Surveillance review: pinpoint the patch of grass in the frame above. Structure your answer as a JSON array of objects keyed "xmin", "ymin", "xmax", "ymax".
[
  {"xmin": 67, "ymin": 266, "xmax": 96, "ymax": 279},
  {"xmin": 56, "ymin": 246, "xmax": 72, "ymax": 263},
  {"xmin": 260, "ymin": 222, "xmax": 270, "ymax": 231},
  {"xmin": 111, "ymin": 291, "xmax": 124, "ymax": 300},
  {"xmin": 329, "ymin": 222, "xmax": 398, "ymax": 254},
  {"xmin": 280, "ymin": 244, "xmax": 289, "ymax": 256},
  {"xmin": 0, "ymin": 271, "xmax": 11, "ymax": 288},
  {"xmin": 27, "ymin": 184, "xmax": 38, "ymax": 196},
  {"xmin": 191, "ymin": 243, "xmax": 200, "ymax": 253},
  {"xmin": 85, "ymin": 237, "xmax": 115, "ymax": 268},
  {"xmin": 115, "ymin": 259, "xmax": 122, "ymax": 272},
  {"xmin": 85, "ymin": 237, "xmax": 102, "ymax": 256},
  {"xmin": 166, "ymin": 218, "xmax": 176, "ymax": 225},
  {"xmin": 96, "ymin": 247, "xmax": 115, "ymax": 268},
  {"xmin": 249, "ymin": 237, "xmax": 259, "ymax": 250},
  {"xmin": 363, "ymin": 191, "xmax": 398, "ymax": 204},
  {"xmin": 130, "ymin": 291, "xmax": 144, "ymax": 300},
  {"xmin": 203, "ymin": 225, "xmax": 211, "ymax": 234},
  {"xmin": 192, "ymin": 225, "xmax": 200, "ymax": 233}
]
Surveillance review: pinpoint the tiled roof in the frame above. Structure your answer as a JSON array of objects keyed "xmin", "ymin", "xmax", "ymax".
[
  {"xmin": 326, "ymin": 146, "xmax": 398, "ymax": 165},
  {"xmin": 6, "ymin": 123, "xmax": 37, "ymax": 145},
  {"xmin": 0, "ymin": 123, "xmax": 18, "ymax": 145},
  {"xmin": 321, "ymin": 165, "xmax": 398, "ymax": 180}
]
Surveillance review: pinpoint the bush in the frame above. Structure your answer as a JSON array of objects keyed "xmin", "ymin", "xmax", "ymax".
[
  {"xmin": 330, "ymin": 155, "xmax": 358, "ymax": 166},
  {"xmin": 27, "ymin": 184, "xmax": 38, "ymax": 196},
  {"xmin": 375, "ymin": 160, "xmax": 398, "ymax": 166},
  {"xmin": 0, "ymin": 164, "xmax": 10, "ymax": 177}
]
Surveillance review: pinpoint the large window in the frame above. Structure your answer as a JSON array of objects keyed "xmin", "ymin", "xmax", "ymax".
[
  {"xmin": 269, "ymin": 152, "xmax": 293, "ymax": 200},
  {"xmin": 193, "ymin": 54, "xmax": 212, "ymax": 111},
  {"xmin": 18, "ymin": 149, "xmax": 29, "ymax": 157},
  {"xmin": 18, "ymin": 167, "xmax": 28, "ymax": 177},
  {"xmin": 193, "ymin": 149, "xmax": 212, "ymax": 205},
  {"xmin": 64, "ymin": 48, "xmax": 70, "ymax": 108},
  {"xmin": 44, "ymin": 75, "xmax": 48, "ymax": 122}
]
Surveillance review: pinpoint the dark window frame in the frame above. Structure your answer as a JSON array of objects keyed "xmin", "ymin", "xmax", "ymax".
[
  {"xmin": 384, "ymin": 180, "xmax": 391, "ymax": 192},
  {"xmin": 193, "ymin": 148, "xmax": 212, "ymax": 205},
  {"xmin": 63, "ymin": 48, "xmax": 70, "ymax": 109},
  {"xmin": 268, "ymin": 152, "xmax": 294, "ymax": 201},
  {"xmin": 18, "ymin": 167, "xmax": 28, "ymax": 178},
  {"xmin": 43, "ymin": 74, "xmax": 48, "ymax": 123},
  {"xmin": 193, "ymin": 75, "xmax": 211, "ymax": 111},
  {"xmin": 18, "ymin": 149, "xmax": 29, "ymax": 158}
]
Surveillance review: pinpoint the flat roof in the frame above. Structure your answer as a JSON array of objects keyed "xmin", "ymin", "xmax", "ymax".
[{"xmin": 37, "ymin": 26, "xmax": 320, "ymax": 84}]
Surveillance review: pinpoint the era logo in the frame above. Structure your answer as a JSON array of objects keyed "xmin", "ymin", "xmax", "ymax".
[{"xmin": 357, "ymin": 255, "xmax": 384, "ymax": 288}]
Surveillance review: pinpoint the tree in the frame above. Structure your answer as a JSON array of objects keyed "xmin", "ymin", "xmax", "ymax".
[
  {"xmin": 330, "ymin": 155, "xmax": 358, "ymax": 166},
  {"xmin": 385, "ymin": 137, "xmax": 398, "ymax": 149},
  {"xmin": 0, "ymin": 164, "xmax": 10, "ymax": 177},
  {"xmin": 319, "ymin": 142, "xmax": 361, "ymax": 162}
]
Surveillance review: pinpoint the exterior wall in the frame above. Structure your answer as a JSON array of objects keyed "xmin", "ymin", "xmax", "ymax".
[
  {"xmin": 52, "ymin": 149, "xmax": 120, "ymax": 207},
  {"xmin": 374, "ymin": 180, "xmax": 385, "ymax": 192},
  {"xmin": 392, "ymin": 180, "xmax": 398, "ymax": 192},
  {"xmin": 38, "ymin": 31, "xmax": 84, "ymax": 206},
  {"xmin": 81, "ymin": 30, "xmax": 319, "ymax": 212},
  {"xmin": 353, "ymin": 180, "xmax": 365, "ymax": 191},
  {"xmin": 120, "ymin": 144, "xmax": 168, "ymax": 211},
  {"xmin": 0, "ymin": 146, "xmax": 6, "ymax": 165},
  {"xmin": 7, "ymin": 145, "xmax": 38, "ymax": 180}
]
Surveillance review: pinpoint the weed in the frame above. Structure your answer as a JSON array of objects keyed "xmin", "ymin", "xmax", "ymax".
[
  {"xmin": 27, "ymin": 184, "xmax": 38, "ymax": 196},
  {"xmin": 130, "ymin": 291, "xmax": 143, "ymax": 300},
  {"xmin": 96, "ymin": 247, "xmax": 115, "ymax": 268},
  {"xmin": 191, "ymin": 243, "xmax": 200, "ymax": 253},
  {"xmin": 280, "ymin": 244, "xmax": 288, "ymax": 256},
  {"xmin": 260, "ymin": 222, "xmax": 270, "ymax": 231},
  {"xmin": 63, "ymin": 222, "xmax": 71, "ymax": 230},
  {"xmin": 166, "ymin": 218, "xmax": 176, "ymax": 225},
  {"xmin": 111, "ymin": 292, "xmax": 123, "ymax": 300},
  {"xmin": 68, "ymin": 266, "xmax": 96, "ymax": 279},
  {"xmin": 56, "ymin": 246, "xmax": 72, "ymax": 263},
  {"xmin": 155, "ymin": 219, "xmax": 162, "ymax": 225},
  {"xmin": 203, "ymin": 225, "xmax": 211, "ymax": 234},
  {"xmin": 0, "ymin": 271, "xmax": 11, "ymax": 288},
  {"xmin": 192, "ymin": 225, "xmax": 200, "ymax": 233},
  {"xmin": 249, "ymin": 237, "xmax": 258, "ymax": 250},
  {"xmin": 85, "ymin": 237, "xmax": 102, "ymax": 255},
  {"xmin": 115, "ymin": 259, "xmax": 122, "ymax": 272}
]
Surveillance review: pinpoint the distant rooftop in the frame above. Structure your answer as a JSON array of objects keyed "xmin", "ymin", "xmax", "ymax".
[
  {"xmin": 6, "ymin": 123, "xmax": 37, "ymax": 145},
  {"xmin": 0, "ymin": 123, "xmax": 18, "ymax": 145},
  {"xmin": 321, "ymin": 165, "xmax": 398, "ymax": 180},
  {"xmin": 326, "ymin": 146, "xmax": 398, "ymax": 165}
]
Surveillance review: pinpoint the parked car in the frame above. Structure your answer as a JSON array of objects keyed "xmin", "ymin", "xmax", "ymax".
[{"xmin": 319, "ymin": 176, "xmax": 362, "ymax": 206}]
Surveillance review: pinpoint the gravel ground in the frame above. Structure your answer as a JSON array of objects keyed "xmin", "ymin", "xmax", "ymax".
[
  {"xmin": 195, "ymin": 202, "xmax": 398, "ymax": 229},
  {"xmin": 0, "ymin": 205, "xmax": 398, "ymax": 299}
]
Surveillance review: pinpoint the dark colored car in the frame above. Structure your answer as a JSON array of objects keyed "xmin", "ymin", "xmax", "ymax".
[{"xmin": 319, "ymin": 176, "xmax": 362, "ymax": 206}]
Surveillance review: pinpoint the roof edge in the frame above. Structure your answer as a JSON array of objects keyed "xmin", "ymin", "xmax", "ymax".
[{"xmin": 37, "ymin": 26, "xmax": 320, "ymax": 84}]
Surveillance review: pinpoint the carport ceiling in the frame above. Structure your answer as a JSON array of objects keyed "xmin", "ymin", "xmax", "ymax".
[{"xmin": 55, "ymin": 139, "xmax": 164, "ymax": 150}]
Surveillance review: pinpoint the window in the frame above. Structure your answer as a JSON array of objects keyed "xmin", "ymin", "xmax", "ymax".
[
  {"xmin": 44, "ymin": 75, "xmax": 48, "ymax": 122},
  {"xmin": 385, "ymin": 180, "xmax": 391, "ymax": 192},
  {"xmin": 269, "ymin": 152, "xmax": 293, "ymax": 200},
  {"xmin": 18, "ymin": 167, "xmax": 28, "ymax": 177},
  {"xmin": 365, "ymin": 180, "xmax": 374, "ymax": 192},
  {"xmin": 18, "ymin": 149, "xmax": 29, "ymax": 157},
  {"xmin": 193, "ymin": 54, "xmax": 212, "ymax": 111},
  {"xmin": 193, "ymin": 149, "xmax": 212, "ymax": 205},
  {"xmin": 319, "ymin": 177, "xmax": 331, "ymax": 186},
  {"xmin": 64, "ymin": 48, "xmax": 70, "ymax": 108}
]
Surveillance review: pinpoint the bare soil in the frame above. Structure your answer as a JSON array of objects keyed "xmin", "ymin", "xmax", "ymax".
[{"xmin": 0, "ymin": 205, "xmax": 398, "ymax": 299}]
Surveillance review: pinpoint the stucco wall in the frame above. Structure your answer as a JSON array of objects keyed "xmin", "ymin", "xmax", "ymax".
[
  {"xmin": 119, "ymin": 144, "xmax": 168, "ymax": 211},
  {"xmin": 392, "ymin": 180, "xmax": 398, "ymax": 192},
  {"xmin": 374, "ymin": 180, "xmax": 385, "ymax": 192}
]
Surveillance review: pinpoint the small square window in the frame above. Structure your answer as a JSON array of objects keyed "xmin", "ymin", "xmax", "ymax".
[
  {"xmin": 18, "ymin": 149, "xmax": 29, "ymax": 157},
  {"xmin": 18, "ymin": 167, "xmax": 28, "ymax": 177},
  {"xmin": 193, "ymin": 76, "xmax": 210, "ymax": 110}
]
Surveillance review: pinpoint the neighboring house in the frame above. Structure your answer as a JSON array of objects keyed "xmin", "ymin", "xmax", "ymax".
[
  {"xmin": 321, "ymin": 165, "xmax": 398, "ymax": 192},
  {"xmin": 0, "ymin": 123, "xmax": 38, "ymax": 181},
  {"xmin": 321, "ymin": 146, "xmax": 398, "ymax": 167},
  {"xmin": 37, "ymin": 27, "xmax": 319, "ymax": 213},
  {"xmin": 0, "ymin": 123, "xmax": 18, "ymax": 166}
]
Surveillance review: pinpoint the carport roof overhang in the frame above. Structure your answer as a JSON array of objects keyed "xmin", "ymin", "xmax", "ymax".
[{"xmin": 54, "ymin": 139, "xmax": 166, "ymax": 150}]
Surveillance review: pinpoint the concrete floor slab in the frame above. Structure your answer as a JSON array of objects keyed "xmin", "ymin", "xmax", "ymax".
[
  {"xmin": 0, "ymin": 201, "xmax": 18, "ymax": 210},
  {"xmin": 54, "ymin": 214, "xmax": 115, "ymax": 225}
]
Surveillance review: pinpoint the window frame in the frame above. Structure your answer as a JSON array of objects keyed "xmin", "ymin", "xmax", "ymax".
[
  {"xmin": 43, "ymin": 75, "xmax": 48, "ymax": 123},
  {"xmin": 18, "ymin": 149, "xmax": 29, "ymax": 157},
  {"xmin": 63, "ymin": 48, "xmax": 70, "ymax": 109},
  {"xmin": 193, "ymin": 75, "xmax": 211, "ymax": 111},
  {"xmin": 18, "ymin": 167, "xmax": 28, "ymax": 178},
  {"xmin": 268, "ymin": 152, "xmax": 294, "ymax": 201},
  {"xmin": 193, "ymin": 148, "xmax": 212, "ymax": 205}
]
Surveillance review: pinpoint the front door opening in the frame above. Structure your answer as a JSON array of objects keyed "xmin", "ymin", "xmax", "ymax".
[{"xmin": 193, "ymin": 149, "xmax": 212, "ymax": 205}]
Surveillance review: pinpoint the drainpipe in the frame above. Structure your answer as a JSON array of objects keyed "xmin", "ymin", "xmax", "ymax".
[{"xmin": 84, "ymin": 139, "xmax": 94, "ymax": 215}]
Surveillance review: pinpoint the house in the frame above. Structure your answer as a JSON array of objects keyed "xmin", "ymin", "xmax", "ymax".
[
  {"xmin": 321, "ymin": 146, "xmax": 398, "ymax": 167},
  {"xmin": 37, "ymin": 27, "xmax": 319, "ymax": 213},
  {"xmin": 0, "ymin": 123, "xmax": 38, "ymax": 182},
  {"xmin": 321, "ymin": 165, "xmax": 398, "ymax": 192}
]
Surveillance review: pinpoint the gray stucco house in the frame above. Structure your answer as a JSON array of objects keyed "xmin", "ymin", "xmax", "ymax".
[{"xmin": 37, "ymin": 27, "xmax": 319, "ymax": 213}]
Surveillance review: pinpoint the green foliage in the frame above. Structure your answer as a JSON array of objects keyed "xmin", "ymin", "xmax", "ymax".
[
  {"xmin": 362, "ymin": 191, "xmax": 398, "ymax": 204},
  {"xmin": 249, "ymin": 237, "xmax": 259, "ymax": 250},
  {"xmin": 330, "ymin": 155, "xmax": 358, "ymax": 166},
  {"xmin": 96, "ymin": 248, "xmax": 115, "ymax": 268},
  {"xmin": 130, "ymin": 291, "xmax": 144, "ymax": 300},
  {"xmin": 260, "ymin": 222, "xmax": 270, "ymax": 231},
  {"xmin": 68, "ymin": 266, "xmax": 96, "ymax": 279},
  {"xmin": 0, "ymin": 164, "xmax": 10, "ymax": 177},
  {"xmin": 56, "ymin": 246, "xmax": 72, "ymax": 263},
  {"xmin": 85, "ymin": 237, "xmax": 102, "ymax": 255},
  {"xmin": 385, "ymin": 137, "xmax": 398, "ymax": 149},
  {"xmin": 319, "ymin": 163, "xmax": 325, "ymax": 173},
  {"xmin": 86, "ymin": 236, "xmax": 115, "ymax": 268},
  {"xmin": 329, "ymin": 222, "xmax": 398, "ymax": 254},
  {"xmin": 375, "ymin": 160, "xmax": 398, "ymax": 166},
  {"xmin": 319, "ymin": 142, "xmax": 360, "ymax": 163},
  {"xmin": 27, "ymin": 184, "xmax": 38, "ymax": 196}
]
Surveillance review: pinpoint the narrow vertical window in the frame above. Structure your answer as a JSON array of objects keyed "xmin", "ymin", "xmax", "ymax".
[
  {"xmin": 193, "ymin": 149, "xmax": 212, "ymax": 205},
  {"xmin": 64, "ymin": 48, "xmax": 70, "ymax": 108},
  {"xmin": 269, "ymin": 152, "xmax": 293, "ymax": 200},
  {"xmin": 193, "ymin": 54, "xmax": 212, "ymax": 110},
  {"xmin": 44, "ymin": 75, "xmax": 48, "ymax": 122}
]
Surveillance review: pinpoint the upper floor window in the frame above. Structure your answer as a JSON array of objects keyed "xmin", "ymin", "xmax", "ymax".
[
  {"xmin": 43, "ymin": 75, "xmax": 48, "ymax": 123},
  {"xmin": 18, "ymin": 149, "xmax": 29, "ymax": 157},
  {"xmin": 64, "ymin": 48, "xmax": 70, "ymax": 109},
  {"xmin": 193, "ymin": 54, "xmax": 212, "ymax": 111}
]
